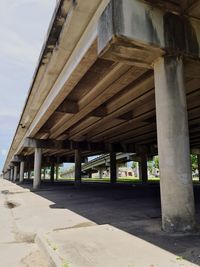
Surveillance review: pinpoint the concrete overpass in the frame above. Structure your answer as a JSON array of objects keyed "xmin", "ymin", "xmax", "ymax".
[
  {"xmin": 62, "ymin": 153, "xmax": 138, "ymax": 179},
  {"xmin": 3, "ymin": 0, "xmax": 200, "ymax": 232}
]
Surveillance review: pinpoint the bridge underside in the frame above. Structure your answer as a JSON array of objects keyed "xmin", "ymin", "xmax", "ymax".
[{"xmin": 4, "ymin": 0, "xmax": 200, "ymax": 232}]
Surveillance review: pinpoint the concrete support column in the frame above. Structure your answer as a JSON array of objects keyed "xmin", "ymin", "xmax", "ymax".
[
  {"xmin": 88, "ymin": 169, "xmax": 92, "ymax": 178},
  {"xmin": 135, "ymin": 162, "xmax": 139, "ymax": 178},
  {"xmin": 50, "ymin": 163, "xmax": 55, "ymax": 183},
  {"xmin": 10, "ymin": 168, "xmax": 14, "ymax": 181},
  {"xmin": 116, "ymin": 164, "xmax": 119, "ymax": 179},
  {"xmin": 99, "ymin": 167, "xmax": 103, "ymax": 179},
  {"xmin": 75, "ymin": 149, "xmax": 82, "ymax": 185},
  {"xmin": 43, "ymin": 167, "xmax": 46, "ymax": 180},
  {"xmin": 33, "ymin": 148, "xmax": 42, "ymax": 190},
  {"xmin": 13, "ymin": 165, "xmax": 18, "ymax": 182},
  {"xmin": 110, "ymin": 152, "xmax": 117, "ymax": 184},
  {"xmin": 56, "ymin": 164, "xmax": 59, "ymax": 180},
  {"xmin": 27, "ymin": 162, "xmax": 31, "ymax": 180},
  {"xmin": 7, "ymin": 169, "xmax": 11, "ymax": 181},
  {"xmin": 197, "ymin": 154, "xmax": 200, "ymax": 182},
  {"xmin": 139, "ymin": 154, "xmax": 148, "ymax": 183},
  {"xmin": 154, "ymin": 56, "xmax": 195, "ymax": 232},
  {"xmin": 19, "ymin": 161, "xmax": 25, "ymax": 183},
  {"xmin": 28, "ymin": 169, "xmax": 31, "ymax": 180}
]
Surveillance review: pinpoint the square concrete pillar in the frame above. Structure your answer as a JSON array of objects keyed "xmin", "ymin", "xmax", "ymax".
[
  {"xmin": 154, "ymin": 56, "xmax": 195, "ymax": 232},
  {"xmin": 110, "ymin": 152, "xmax": 117, "ymax": 184},
  {"xmin": 50, "ymin": 163, "xmax": 55, "ymax": 183},
  {"xmin": 56, "ymin": 164, "xmax": 59, "ymax": 180},
  {"xmin": 13, "ymin": 165, "xmax": 18, "ymax": 182},
  {"xmin": 139, "ymin": 154, "xmax": 148, "ymax": 183},
  {"xmin": 28, "ymin": 169, "xmax": 31, "ymax": 180},
  {"xmin": 10, "ymin": 168, "xmax": 14, "ymax": 181},
  {"xmin": 99, "ymin": 167, "xmax": 103, "ymax": 179},
  {"xmin": 75, "ymin": 149, "xmax": 82, "ymax": 185},
  {"xmin": 19, "ymin": 161, "xmax": 25, "ymax": 183},
  {"xmin": 33, "ymin": 148, "xmax": 42, "ymax": 190},
  {"xmin": 8, "ymin": 170, "xmax": 11, "ymax": 181}
]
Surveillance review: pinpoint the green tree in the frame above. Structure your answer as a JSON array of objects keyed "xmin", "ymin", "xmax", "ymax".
[
  {"xmin": 191, "ymin": 154, "xmax": 198, "ymax": 173},
  {"xmin": 132, "ymin": 161, "xmax": 137, "ymax": 169},
  {"xmin": 154, "ymin": 156, "xmax": 159, "ymax": 169}
]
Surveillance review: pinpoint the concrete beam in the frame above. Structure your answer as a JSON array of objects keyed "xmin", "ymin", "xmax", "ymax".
[
  {"xmin": 98, "ymin": 0, "xmax": 200, "ymax": 66},
  {"xmin": 12, "ymin": 155, "xmax": 26, "ymax": 163},
  {"xmin": 56, "ymin": 99, "xmax": 79, "ymax": 114},
  {"xmin": 91, "ymin": 105, "xmax": 108, "ymax": 117},
  {"xmin": 23, "ymin": 137, "xmax": 137, "ymax": 154},
  {"xmin": 145, "ymin": 0, "xmax": 181, "ymax": 13},
  {"xmin": 23, "ymin": 138, "xmax": 71, "ymax": 150}
]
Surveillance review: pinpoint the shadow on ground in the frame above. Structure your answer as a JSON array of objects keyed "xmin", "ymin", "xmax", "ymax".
[{"xmin": 20, "ymin": 180, "xmax": 200, "ymax": 265}]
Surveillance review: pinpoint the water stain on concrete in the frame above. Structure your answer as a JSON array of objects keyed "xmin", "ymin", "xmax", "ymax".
[
  {"xmin": 53, "ymin": 221, "xmax": 96, "ymax": 232},
  {"xmin": 4, "ymin": 201, "xmax": 19, "ymax": 209}
]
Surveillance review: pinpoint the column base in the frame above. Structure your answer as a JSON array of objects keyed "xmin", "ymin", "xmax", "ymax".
[{"xmin": 162, "ymin": 215, "xmax": 196, "ymax": 233}]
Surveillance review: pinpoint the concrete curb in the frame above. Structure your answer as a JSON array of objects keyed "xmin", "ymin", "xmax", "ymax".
[{"xmin": 36, "ymin": 232, "xmax": 63, "ymax": 267}]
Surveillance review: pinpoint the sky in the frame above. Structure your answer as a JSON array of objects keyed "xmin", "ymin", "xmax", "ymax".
[{"xmin": 0, "ymin": 0, "xmax": 57, "ymax": 171}]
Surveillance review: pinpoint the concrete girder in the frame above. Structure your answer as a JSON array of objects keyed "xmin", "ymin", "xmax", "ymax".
[
  {"xmin": 56, "ymin": 99, "xmax": 79, "ymax": 114},
  {"xmin": 22, "ymin": 137, "xmax": 137, "ymax": 154},
  {"xmin": 98, "ymin": 0, "xmax": 200, "ymax": 67},
  {"xmin": 82, "ymin": 153, "xmax": 138, "ymax": 171},
  {"xmin": 181, "ymin": 0, "xmax": 200, "ymax": 17}
]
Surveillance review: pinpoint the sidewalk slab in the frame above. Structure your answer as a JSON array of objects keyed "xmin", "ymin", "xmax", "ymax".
[
  {"xmin": 0, "ymin": 180, "xmax": 48, "ymax": 267},
  {"xmin": 36, "ymin": 224, "xmax": 198, "ymax": 267},
  {"xmin": 3, "ymin": 183, "xmax": 95, "ymax": 237}
]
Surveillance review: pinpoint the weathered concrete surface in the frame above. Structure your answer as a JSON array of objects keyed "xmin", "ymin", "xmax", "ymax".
[
  {"xmin": 1, "ymin": 180, "xmax": 94, "ymax": 236},
  {"xmin": 154, "ymin": 56, "xmax": 195, "ymax": 232},
  {"xmin": 0, "ymin": 180, "xmax": 47, "ymax": 267},
  {"xmin": 33, "ymin": 148, "xmax": 42, "ymax": 190},
  {"xmin": 37, "ymin": 224, "xmax": 198, "ymax": 267},
  {"xmin": 17, "ymin": 181, "xmax": 200, "ymax": 264},
  {"xmin": 19, "ymin": 161, "xmax": 25, "ymax": 183},
  {"xmin": 1, "ymin": 179, "xmax": 200, "ymax": 266}
]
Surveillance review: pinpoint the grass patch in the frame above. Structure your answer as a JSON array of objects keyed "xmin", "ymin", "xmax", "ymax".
[{"xmin": 59, "ymin": 176, "xmax": 160, "ymax": 183}]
